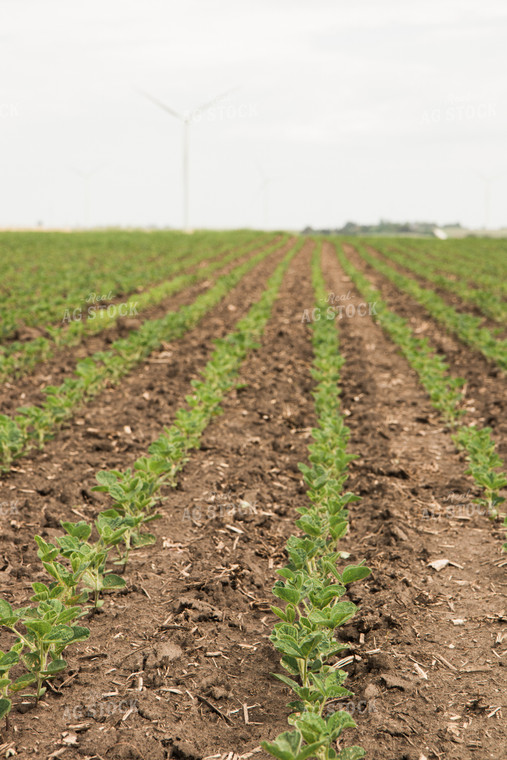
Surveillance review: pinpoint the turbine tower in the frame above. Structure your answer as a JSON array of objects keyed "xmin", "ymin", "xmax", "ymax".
[
  {"xmin": 70, "ymin": 165, "xmax": 105, "ymax": 228},
  {"xmin": 256, "ymin": 161, "xmax": 275, "ymax": 230},
  {"xmin": 138, "ymin": 87, "xmax": 233, "ymax": 232},
  {"xmin": 475, "ymin": 171, "xmax": 504, "ymax": 230}
]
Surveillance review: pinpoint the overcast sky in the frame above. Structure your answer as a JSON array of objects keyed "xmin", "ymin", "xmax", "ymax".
[{"xmin": 1, "ymin": 0, "xmax": 506, "ymax": 230}]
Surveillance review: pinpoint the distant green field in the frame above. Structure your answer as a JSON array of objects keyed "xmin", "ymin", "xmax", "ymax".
[{"xmin": 0, "ymin": 229, "xmax": 265, "ymax": 339}]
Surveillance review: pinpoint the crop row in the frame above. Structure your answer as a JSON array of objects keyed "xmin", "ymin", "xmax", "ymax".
[
  {"xmin": 0, "ymin": 239, "xmax": 301, "ymax": 729},
  {"xmin": 370, "ymin": 240, "xmax": 507, "ymax": 325},
  {"xmin": 0, "ymin": 238, "xmax": 288, "ymax": 472},
  {"xmin": 351, "ymin": 242, "xmax": 507, "ymax": 372},
  {"xmin": 0, "ymin": 229, "xmax": 265, "ymax": 340},
  {"xmin": 336, "ymin": 242, "xmax": 507, "ymax": 540},
  {"xmin": 262, "ymin": 243, "xmax": 370, "ymax": 760},
  {"xmin": 0, "ymin": 234, "xmax": 281, "ymax": 382},
  {"xmin": 395, "ymin": 237, "xmax": 507, "ymax": 295}
]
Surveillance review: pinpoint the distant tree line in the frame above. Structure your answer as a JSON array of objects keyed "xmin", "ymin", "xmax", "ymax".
[{"xmin": 302, "ymin": 220, "xmax": 463, "ymax": 236}]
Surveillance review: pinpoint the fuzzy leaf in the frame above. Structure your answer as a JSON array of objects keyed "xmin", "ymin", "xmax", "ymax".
[
  {"xmin": 0, "ymin": 599, "xmax": 16, "ymax": 624},
  {"xmin": 24, "ymin": 620, "xmax": 52, "ymax": 637},
  {"xmin": 341, "ymin": 565, "xmax": 371, "ymax": 585},
  {"xmin": 45, "ymin": 625, "xmax": 75, "ymax": 643},
  {"xmin": 61, "ymin": 520, "xmax": 92, "ymax": 541},
  {"xmin": 10, "ymin": 673, "xmax": 36, "ymax": 692},
  {"xmin": 0, "ymin": 697, "xmax": 11, "ymax": 721},
  {"xmin": 131, "ymin": 532, "xmax": 157, "ymax": 547},
  {"xmin": 261, "ymin": 730, "xmax": 302, "ymax": 760},
  {"xmin": 102, "ymin": 573, "xmax": 126, "ymax": 589},
  {"xmin": 43, "ymin": 658, "xmax": 67, "ymax": 675},
  {"xmin": 336, "ymin": 747, "xmax": 366, "ymax": 760}
]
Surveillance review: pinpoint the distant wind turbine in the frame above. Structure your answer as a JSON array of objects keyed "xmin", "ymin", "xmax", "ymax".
[
  {"xmin": 474, "ymin": 171, "xmax": 505, "ymax": 230},
  {"xmin": 137, "ymin": 87, "xmax": 235, "ymax": 232},
  {"xmin": 255, "ymin": 161, "xmax": 277, "ymax": 230},
  {"xmin": 69, "ymin": 165, "xmax": 106, "ymax": 228}
]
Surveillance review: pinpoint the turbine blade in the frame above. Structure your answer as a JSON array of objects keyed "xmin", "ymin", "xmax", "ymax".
[{"xmin": 136, "ymin": 87, "xmax": 183, "ymax": 120}]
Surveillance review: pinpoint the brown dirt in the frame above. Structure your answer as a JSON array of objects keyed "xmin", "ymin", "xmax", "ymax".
[{"xmin": 0, "ymin": 238, "xmax": 505, "ymax": 760}]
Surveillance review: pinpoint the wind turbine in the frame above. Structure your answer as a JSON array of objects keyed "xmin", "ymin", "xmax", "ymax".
[
  {"xmin": 69, "ymin": 165, "xmax": 106, "ymax": 228},
  {"xmin": 474, "ymin": 171, "xmax": 504, "ymax": 230},
  {"xmin": 255, "ymin": 161, "xmax": 275, "ymax": 230},
  {"xmin": 138, "ymin": 87, "xmax": 234, "ymax": 232}
]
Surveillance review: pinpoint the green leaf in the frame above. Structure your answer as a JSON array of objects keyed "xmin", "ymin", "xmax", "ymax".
[
  {"xmin": 272, "ymin": 585, "xmax": 301, "ymax": 606},
  {"xmin": 280, "ymin": 655, "xmax": 301, "ymax": 676},
  {"xmin": 44, "ymin": 625, "xmax": 75, "ymax": 643},
  {"xmin": 271, "ymin": 605, "xmax": 289, "ymax": 622},
  {"xmin": 0, "ymin": 650, "xmax": 19, "ymax": 670},
  {"xmin": 298, "ymin": 632, "xmax": 325, "ymax": 658},
  {"xmin": 0, "ymin": 599, "xmax": 14, "ymax": 623},
  {"xmin": 10, "ymin": 673, "xmax": 36, "ymax": 692},
  {"xmin": 42, "ymin": 658, "xmax": 67, "ymax": 675},
  {"xmin": 298, "ymin": 741, "xmax": 330, "ymax": 760},
  {"xmin": 24, "ymin": 619, "xmax": 52, "ymax": 637},
  {"xmin": 293, "ymin": 712, "xmax": 326, "ymax": 744},
  {"xmin": 296, "ymin": 515, "xmax": 323, "ymax": 538},
  {"xmin": 0, "ymin": 697, "xmax": 11, "ymax": 721},
  {"xmin": 336, "ymin": 747, "xmax": 366, "ymax": 760},
  {"xmin": 55, "ymin": 606, "xmax": 82, "ymax": 625},
  {"xmin": 329, "ymin": 520, "xmax": 349, "ymax": 540},
  {"xmin": 261, "ymin": 730, "xmax": 302, "ymax": 760},
  {"xmin": 131, "ymin": 532, "xmax": 157, "ymax": 547},
  {"xmin": 61, "ymin": 520, "xmax": 92, "ymax": 541},
  {"xmin": 326, "ymin": 710, "xmax": 357, "ymax": 738},
  {"xmin": 68, "ymin": 625, "xmax": 90, "ymax": 644},
  {"xmin": 273, "ymin": 673, "xmax": 301, "ymax": 692},
  {"xmin": 31, "ymin": 582, "xmax": 50, "ymax": 595},
  {"xmin": 95, "ymin": 470, "xmax": 120, "ymax": 487},
  {"xmin": 271, "ymin": 636, "xmax": 304, "ymax": 659},
  {"xmin": 341, "ymin": 565, "xmax": 371, "ymax": 585},
  {"xmin": 102, "ymin": 573, "xmax": 126, "ymax": 589},
  {"xmin": 313, "ymin": 473, "xmax": 329, "ymax": 489}
]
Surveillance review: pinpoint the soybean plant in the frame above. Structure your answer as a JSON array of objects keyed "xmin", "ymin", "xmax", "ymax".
[
  {"xmin": 33, "ymin": 516, "xmax": 131, "ymax": 608},
  {"xmin": 0, "ymin": 598, "xmax": 89, "ymax": 705},
  {"xmin": 453, "ymin": 426, "xmax": 507, "ymax": 518}
]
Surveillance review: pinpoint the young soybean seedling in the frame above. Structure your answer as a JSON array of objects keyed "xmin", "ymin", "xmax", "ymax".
[
  {"xmin": 92, "ymin": 468, "xmax": 162, "ymax": 554},
  {"xmin": 57, "ymin": 519, "xmax": 128, "ymax": 606},
  {"xmin": 262, "ymin": 723, "xmax": 365, "ymax": 760},
  {"xmin": 34, "ymin": 517, "xmax": 130, "ymax": 610},
  {"xmin": 0, "ymin": 598, "xmax": 90, "ymax": 703}
]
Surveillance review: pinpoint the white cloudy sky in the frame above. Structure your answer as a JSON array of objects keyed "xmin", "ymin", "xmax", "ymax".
[{"xmin": 1, "ymin": 0, "xmax": 506, "ymax": 230}]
